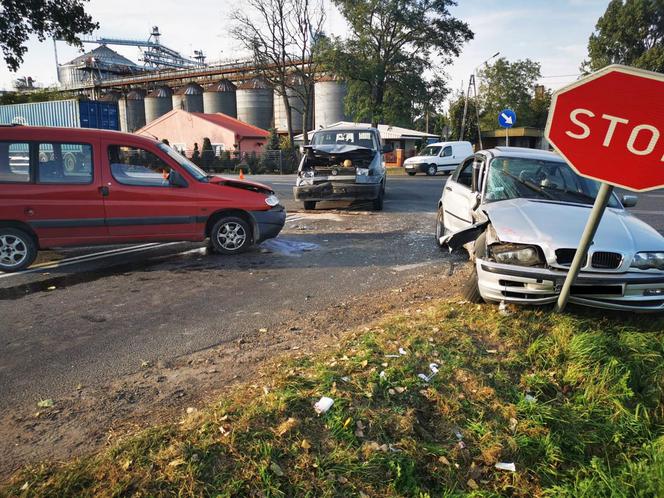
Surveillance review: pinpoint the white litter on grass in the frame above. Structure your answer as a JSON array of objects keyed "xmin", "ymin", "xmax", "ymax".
[
  {"xmin": 259, "ymin": 239, "xmax": 320, "ymax": 256},
  {"xmin": 379, "ymin": 371, "xmax": 386, "ymax": 379},
  {"xmin": 399, "ymin": 348, "xmax": 408, "ymax": 355},
  {"xmin": 495, "ymin": 462, "xmax": 516, "ymax": 472},
  {"xmin": 418, "ymin": 373, "xmax": 430, "ymax": 382},
  {"xmin": 385, "ymin": 354, "xmax": 400, "ymax": 358},
  {"xmin": 499, "ymin": 301, "xmax": 512, "ymax": 316},
  {"xmin": 418, "ymin": 363, "xmax": 441, "ymax": 383},
  {"xmin": 525, "ymin": 394, "xmax": 536, "ymax": 403},
  {"xmin": 314, "ymin": 396, "xmax": 334, "ymax": 414},
  {"xmin": 429, "ymin": 363, "xmax": 439, "ymax": 374},
  {"xmin": 341, "ymin": 376, "xmax": 350, "ymax": 383}
]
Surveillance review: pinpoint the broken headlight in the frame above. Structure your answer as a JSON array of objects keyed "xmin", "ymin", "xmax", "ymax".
[
  {"xmin": 265, "ymin": 194, "xmax": 280, "ymax": 207},
  {"xmin": 298, "ymin": 170, "xmax": 314, "ymax": 186},
  {"xmin": 490, "ymin": 244, "xmax": 543, "ymax": 267},
  {"xmin": 356, "ymin": 167, "xmax": 370, "ymax": 176},
  {"xmin": 631, "ymin": 252, "xmax": 664, "ymax": 270}
]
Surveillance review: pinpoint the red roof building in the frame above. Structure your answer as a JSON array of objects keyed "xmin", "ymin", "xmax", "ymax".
[{"xmin": 136, "ymin": 109, "xmax": 269, "ymax": 156}]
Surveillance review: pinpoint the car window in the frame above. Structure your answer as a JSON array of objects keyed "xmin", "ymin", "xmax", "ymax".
[
  {"xmin": 312, "ymin": 131, "xmax": 378, "ymax": 150},
  {"xmin": 421, "ymin": 145, "xmax": 441, "ymax": 156},
  {"xmin": 0, "ymin": 142, "xmax": 30, "ymax": 183},
  {"xmin": 485, "ymin": 157, "xmax": 620, "ymax": 208},
  {"xmin": 453, "ymin": 158, "xmax": 474, "ymax": 188},
  {"xmin": 37, "ymin": 143, "xmax": 93, "ymax": 184},
  {"xmin": 442, "ymin": 146, "xmax": 452, "ymax": 157},
  {"xmin": 109, "ymin": 145, "xmax": 173, "ymax": 187}
]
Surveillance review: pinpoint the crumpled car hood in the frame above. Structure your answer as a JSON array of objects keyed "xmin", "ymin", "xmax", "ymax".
[
  {"xmin": 209, "ymin": 176, "xmax": 273, "ymax": 194},
  {"xmin": 483, "ymin": 198, "xmax": 664, "ymax": 253}
]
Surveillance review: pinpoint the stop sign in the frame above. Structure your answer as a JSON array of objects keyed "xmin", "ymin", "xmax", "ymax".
[{"xmin": 545, "ymin": 65, "xmax": 664, "ymax": 192}]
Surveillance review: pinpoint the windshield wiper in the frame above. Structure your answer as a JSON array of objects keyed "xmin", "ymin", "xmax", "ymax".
[{"xmin": 501, "ymin": 171, "xmax": 556, "ymax": 200}]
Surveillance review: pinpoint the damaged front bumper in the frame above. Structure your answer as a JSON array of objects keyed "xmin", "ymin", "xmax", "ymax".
[
  {"xmin": 293, "ymin": 181, "xmax": 381, "ymax": 202},
  {"xmin": 477, "ymin": 259, "xmax": 664, "ymax": 312},
  {"xmin": 250, "ymin": 206, "xmax": 286, "ymax": 243}
]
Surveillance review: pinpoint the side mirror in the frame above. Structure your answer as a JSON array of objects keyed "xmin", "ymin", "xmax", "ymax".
[
  {"xmin": 169, "ymin": 170, "xmax": 188, "ymax": 188},
  {"xmin": 382, "ymin": 143, "xmax": 394, "ymax": 153},
  {"xmin": 622, "ymin": 194, "xmax": 638, "ymax": 208}
]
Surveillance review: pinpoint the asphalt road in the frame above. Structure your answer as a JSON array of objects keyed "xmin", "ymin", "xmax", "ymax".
[
  {"xmin": 0, "ymin": 174, "xmax": 452, "ymax": 412},
  {"xmin": 1, "ymin": 174, "xmax": 663, "ymax": 413}
]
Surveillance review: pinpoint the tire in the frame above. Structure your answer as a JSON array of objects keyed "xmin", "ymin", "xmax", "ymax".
[
  {"xmin": 303, "ymin": 201, "xmax": 317, "ymax": 211},
  {"xmin": 435, "ymin": 207, "xmax": 446, "ymax": 250},
  {"xmin": 209, "ymin": 216, "xmax": 252, "ymax": 254},
  {"xmin": 407, "ymin": 171, "xmax": 416, "ymax": 176},
  {"xmin": 425, "ymin": 164, "xmax": 437, "ymax": 176},
  {"xmin": 0, "ymin": 228, "xmax": 37, "ymax": 272},
  {"xmin": 463, "ymin": 232, "xmax": 487, "ymax": 303},
  {"xmin": 373, "ymin": 186, "xmax": 384, "ymax": 211}
]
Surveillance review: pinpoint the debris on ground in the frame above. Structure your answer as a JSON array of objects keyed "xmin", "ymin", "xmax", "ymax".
[
  {"xmin": 314, "ymin": 396, "xmax": 334, "ymax": 414},
  {"xmin": 495, "ymin": 462, "xmax": 516, "ymax": 472}
]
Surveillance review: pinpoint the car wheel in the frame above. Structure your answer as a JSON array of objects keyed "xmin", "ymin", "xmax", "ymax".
[
  {"xmin": 210, "ymin": 216, "xmax": 252, "ymax": 254},
  {"xmin": 426, "ymin": 164, "xmax": 437, "ymax": 176},
  {"xmin": 407, "ymin": 171, "xmax": 416, "ymax": 176},
  {"xmin": 435, "ymin": 207, "xmax": 446, "ymax": 249},
  {"xmin": 303, "ymin": 201, "xmax": 316, "ymax": 210},
  {"xmin": 463, "ymin": 232, "xmax": 487, "ymax": 303},
  {"xmin": 0, "ymin": 228, "xmax": 37, "ymax": 272},
  {"xmin": 373, "ymin": 186, "xmax": 385, "ymax": 211}
]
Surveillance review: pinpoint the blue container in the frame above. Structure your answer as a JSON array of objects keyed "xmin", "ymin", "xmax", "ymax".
[{"xmin": 0, "ymin": 99, "xmax": 119, "ymax": 130}]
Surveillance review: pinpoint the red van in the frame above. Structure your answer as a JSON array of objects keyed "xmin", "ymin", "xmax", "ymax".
[{"xmin": 0, "ymin": 126, "xmax": 286, "ymax": 272}]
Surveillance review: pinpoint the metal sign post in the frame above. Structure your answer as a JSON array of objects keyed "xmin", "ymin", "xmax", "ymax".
[{"xmin": 553, "ymin": 182, "xmax": 614, "ymax": 312}]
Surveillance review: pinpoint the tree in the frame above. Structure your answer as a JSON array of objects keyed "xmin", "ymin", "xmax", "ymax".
[
  {"xmin": 231, "ymin": 0, "xmax": 325, "ymax": 148},
  {"xmin": 584, "ymin": 0, "xmax": 664, "ymax": 73},
  {"xmin": 447, "ymin": 93, "xmax": 480, "ymax": 145},
  {"xmin": 477, "ymin": 57, "xmax": 542, "ymax": 130},
  {"xmin": 266, "ymin": 127, "xmax": 280, "ymax": 150},
  {"xmin": 321, "ymin": 0, "xmax": 472, "ymax": 127},
  {"xmin": 0, "ymin": 0, "xmax": 98, "ymax": 71},
  {"xmin": 201, "ymin": 137, "xmax": 214, "ymax": 170}
]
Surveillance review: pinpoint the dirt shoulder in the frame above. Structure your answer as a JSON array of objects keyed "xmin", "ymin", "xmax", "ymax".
[{"xmin": 0, "ymin": 260, "xmax": 470, "ymax": 481}]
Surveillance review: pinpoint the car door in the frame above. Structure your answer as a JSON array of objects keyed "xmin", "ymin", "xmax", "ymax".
[
  {"xmin": 1, "ymin": 138, "xmax": 109, "ymax": 248},
  {"xmin": 100, "ymin": 139, "xmax": 200, "ymax": 240},
  {"xmin": 438, "ymin": 145, "xmax": 455, "ymax": 172},
  {"xmin": 442, "ymin": 157, "xmax": 478, "ymax": 233}
]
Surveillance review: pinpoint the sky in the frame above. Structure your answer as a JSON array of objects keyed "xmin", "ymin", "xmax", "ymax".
[{"xmin": 0, "ymin": 0, "xmax": 610, "ymax": 98}]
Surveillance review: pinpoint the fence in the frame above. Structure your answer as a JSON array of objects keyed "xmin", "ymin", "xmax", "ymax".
[{"xmin": 178, "ymin": 147, "xmax": 297, "ymax": 175}]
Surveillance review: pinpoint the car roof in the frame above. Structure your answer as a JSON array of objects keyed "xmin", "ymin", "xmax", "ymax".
[
  {"xmin": 427, "ymin": 141, "xmax": 471, "ymax": 147},
  {"xmin": 0, "ymin": 125, "xmax": 159, "ymax": 144},
  {"xmin": 483, "ymin": 146, "xmax": 565, "ymax": 162}
]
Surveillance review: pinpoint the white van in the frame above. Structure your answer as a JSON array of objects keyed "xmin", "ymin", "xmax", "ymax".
[{"xmin": 403, "ymin": 141, "xmax": 473, "ymax": 176}]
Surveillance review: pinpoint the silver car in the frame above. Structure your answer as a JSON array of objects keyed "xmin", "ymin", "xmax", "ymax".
[{"xmin": 437, "ymin": 147, "xmax": 664, "ymax": 312}]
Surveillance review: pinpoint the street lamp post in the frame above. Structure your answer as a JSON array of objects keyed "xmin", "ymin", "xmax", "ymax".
[{"xmin": 460, "ymin": 52, "xmax": 500, "ymax": 149}]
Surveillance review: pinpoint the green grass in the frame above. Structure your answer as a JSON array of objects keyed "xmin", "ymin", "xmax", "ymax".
[{"xmin": 4, "ymin": 302, "xmax": 664, "ymax": 497}]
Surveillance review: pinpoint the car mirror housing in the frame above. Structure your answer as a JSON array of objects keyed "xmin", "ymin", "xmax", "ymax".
[
  {"xmin": 169, "ymin": 170, "xmax": 188, "ymax": 188},
  {"xmin": 622, "ymin": 194, "xmax": 638, "ymax": 207}
]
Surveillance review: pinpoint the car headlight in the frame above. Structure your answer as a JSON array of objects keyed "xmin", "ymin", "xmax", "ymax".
[
  {"xmin": 630, "ymin": 252, "xmax": 664, "ymax": 270},
  {"xmin": 297, "ymin": 170, "xmax": 314, "ymax": 186},
  {"xmin": 490, "ymin": 244, "xmax": 543, "ymax": 267},
  {"xmin": 265, "ymin": 194, "xmax": 280, "ymax": 207},
  {"xmin": 356, "ymin": 167, "xmax": 370, "ymax": 176}
]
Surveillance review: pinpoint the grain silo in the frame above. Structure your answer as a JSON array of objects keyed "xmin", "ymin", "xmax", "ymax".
[
  {"xmin": 314, "ymin": 77, "xmax": 348, "ymax": 128},
  {"xmin": 172, "ymin": 83, "xmax": 204, "ymax": 113},
  {"xmin": 145, "ymin": 86, "xmax": 173, "ymax": 123},
  {"xmin": 274, "ymin": 76, "xmax": 310, "ymax": 134},
  {"xmin": 118, "ymin": 89, "xmax": 146, "ymax": 132},
  {"xmin": 203, "ymin": 79, "xmax": 237, "ymax": 117},
  {"xmin": 236, "ymin": 77, "xmax": 273, "ymax": 131}
]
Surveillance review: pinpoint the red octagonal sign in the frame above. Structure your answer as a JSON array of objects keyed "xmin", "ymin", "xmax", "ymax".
[{"xmin": 545, "ymin": 65, "xmax": 664, "ymax": 192}]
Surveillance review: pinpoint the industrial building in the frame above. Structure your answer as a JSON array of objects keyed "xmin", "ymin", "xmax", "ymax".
[{"xmin": 135, "ymin": 109, "xmax": 269, "ymax": 156}]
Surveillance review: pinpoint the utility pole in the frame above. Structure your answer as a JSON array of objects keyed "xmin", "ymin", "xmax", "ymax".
[{"xmin": 460, "ymin": 52, "xmax": 500, "ymax": 147}]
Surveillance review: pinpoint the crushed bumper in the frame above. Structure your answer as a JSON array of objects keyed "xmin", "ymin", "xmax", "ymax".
[
  {"xmin": 293, "ymin": 182, "xmax": 381, "ymax": 202},
  {"xmin": 477, "ymin": 259, "xmax": 664, "ymax": 312},
  {"xmin": 250, "ymin": 206, "xmax": 286, "ymax": 243}
]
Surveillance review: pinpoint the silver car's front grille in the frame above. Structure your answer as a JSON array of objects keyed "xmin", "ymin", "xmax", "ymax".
[
  {"xmin": 555, "ymin": 249, "xmax": 622, "ymax": 270},
  {"xmin": 591, "ymin": 252, "xmax": 623, "ymax": 269}
]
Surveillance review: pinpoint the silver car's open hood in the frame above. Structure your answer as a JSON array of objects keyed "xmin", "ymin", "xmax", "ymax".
[{"xmin": 483, "ymin": 198, "xmax": 664, "ymax": 252}]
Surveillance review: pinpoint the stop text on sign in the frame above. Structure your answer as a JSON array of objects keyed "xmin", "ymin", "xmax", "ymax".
[{"xmin": 566, "ymin": 109, "xmax": 662, "ymax": 159}]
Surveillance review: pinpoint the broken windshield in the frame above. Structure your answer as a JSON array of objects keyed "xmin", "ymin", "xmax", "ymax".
[
  {"xmin": 484, "ymin": 157, "xmax": 620, "ymax": 208},
  {"xmin": 311, "ymin": 130, "xmax": 378, "ymax": 150}
]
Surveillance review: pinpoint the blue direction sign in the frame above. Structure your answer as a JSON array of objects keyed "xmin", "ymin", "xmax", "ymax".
[{"xmin": 498, "ymin": 109, "xmax": 516, "ymax": 128}]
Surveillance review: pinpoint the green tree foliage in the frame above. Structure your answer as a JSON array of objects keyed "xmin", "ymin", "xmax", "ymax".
[
  {"xmin": 0, "ymin": 0, "xmax": 98, "ymax": 71},
  {"xmin": 477, "ymin": 57, "xmax": 542, "ymax": 130},
  {"xmin": 584, "ymin": 0, "xmax": 664, "ymax": 73},
  {"xmin": 266, "ymin": 128, "xmax": 281, "ymax": 150},
  {"xmin": 322, "ymin": 0, "xmax": 473, "ymax": 126},
  {"xmin": 447, "ymin": 93, "xmax": 480, "ymax": 145},
  {"xmin": 191, "ymin": 143, "xmax": 201, "ymax": 165},
  {"xmin": 201, "ymin": 138, "xmax": 214, "ymax": 171}
]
